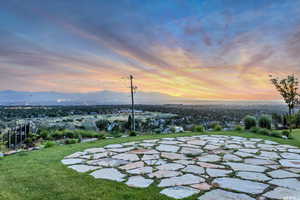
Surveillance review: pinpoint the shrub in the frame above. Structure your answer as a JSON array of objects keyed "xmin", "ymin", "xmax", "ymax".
[
  {"xmin": 64, "ymin": 138, "xmax": 78, "ymax": 145},
  {"xmin": 213, "ymin": 124, "xmax": 222, "ymax": 131},
  {"xmin": 269, "ymin": 131, "xmax": 282, "ymax": 138},
  {"xmin": 257, "ymin": 128, "xmax": 271, "ymax": 136},
  {"xmin": 129, "ymin": 131, "xmax": 137, "ymax": 136},
  {"xmin": 258, "ymin": 115, "xmax": 272, "ymax": 129},
  {"xmin": 243, "ymin": 115, "xmax": 257, "ymax": 129},
  {"xmin": 193, "ymin": 125, "xmax": 205, "ymax": 132},
  {"xmin": 235, "ymin": 125, "xmax": 243, "ymax": 131},
  {"xmin": 39, "ymin": 129, "xmax": 50, "ymax": 140},
  {"xmin": 64, "ymin": 130, "xmax": 77, "ymax": 138},
  {"xmin": 44, "ymin": 141, "xmax": 56, "ymax": 148},
  {"xmin": 51, "ymin": 130, "xmax": 64, "ymax": 140},
  {"xmin": 250, "ymin": 127, "xmax": 259, "ymax": 133},
  {"xmin": 282, "ymin": 130, "xmax": 290, "ymax": 137}
]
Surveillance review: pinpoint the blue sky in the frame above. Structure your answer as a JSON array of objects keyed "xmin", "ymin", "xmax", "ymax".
[{"xmin": 0, "ymin": 0, "xmax": 300, "ymax": 100}]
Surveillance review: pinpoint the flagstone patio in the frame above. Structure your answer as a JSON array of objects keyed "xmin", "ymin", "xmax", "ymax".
[{"xmin": 62, "ymin": 135, "xmax": 300, "ymax": 199}]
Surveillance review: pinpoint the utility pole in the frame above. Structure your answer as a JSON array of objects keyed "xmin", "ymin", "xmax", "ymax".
[{"xmin": 129, "ymin": 75, "xmax": 136, "ymax": 132}]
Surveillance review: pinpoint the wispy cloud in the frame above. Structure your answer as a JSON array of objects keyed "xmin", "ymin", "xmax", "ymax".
[{"xmin": 0, "ymin": 0, "xmax": 300, "ymax": 100}]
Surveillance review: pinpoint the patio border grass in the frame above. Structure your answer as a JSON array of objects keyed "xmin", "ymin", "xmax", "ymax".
[{"xmin": 0, "ymin": 130, "xmax": 300, "ymax": 200}]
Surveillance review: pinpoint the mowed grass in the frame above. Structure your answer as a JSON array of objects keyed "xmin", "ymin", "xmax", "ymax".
[{"xmin": 1, "ymin": 130, "xmax": 300, "ymax": 200}]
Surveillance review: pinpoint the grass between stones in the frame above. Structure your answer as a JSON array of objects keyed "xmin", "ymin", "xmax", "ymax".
[{"xmin": 1, "ymin": 130, "xmax": 300, "ymax": 200}]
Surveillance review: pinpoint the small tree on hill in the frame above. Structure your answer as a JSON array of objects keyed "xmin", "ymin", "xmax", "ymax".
[
  {"xmin": 270, "ymin": 74, "xmax": 300, "ymax": 115},
  {"xmin": 270, "ymin": 74, "xmax": 300, "ymax": 136}
]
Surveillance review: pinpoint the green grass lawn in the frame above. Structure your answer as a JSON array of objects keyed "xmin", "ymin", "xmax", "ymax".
[{"xmin": 1, "ymin": 130, "xmax": 300, "ymax": 200}]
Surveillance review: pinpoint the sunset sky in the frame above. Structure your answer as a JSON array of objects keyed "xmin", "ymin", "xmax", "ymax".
[{"xmin": 1, "ymin": 0, "xmax": 300, "ymax": 100}]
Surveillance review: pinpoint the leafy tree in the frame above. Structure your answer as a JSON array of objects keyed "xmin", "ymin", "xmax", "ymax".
[
  {"xmin": 243, "ymin": 115, "xmax": 256, "ymax": 129},
  {"xmin": 270, "ymin": 74, "xmax": 300, "ymax": 115},
  {"xmin": 258, "ymin": 115, "xmax": 272, "ymax": 129},
  {"xmin": 270, "ymin": 74, "xmax": 300, "ymax": 136}
]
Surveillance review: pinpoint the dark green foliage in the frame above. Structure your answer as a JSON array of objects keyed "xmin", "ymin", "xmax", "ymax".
[
  {"xmin": 44, "ymin": 141, "xmax": 56, "ymax": 148},
  {"xmin": 213, "ymin": 124, "xmax": 222, "ymax": 131},
  {"xmin": 235, "ymin": 125, "xmax": 243, "ymax": 131},
  {"xmin": 269, "ymin": 131, "xmax": 282, "ymax": 138},
  {"xmin": 64, "ymin": 138, "xmax": 78, "ymax": 144},
  {"xmin": 129, "ymin": 131, "xmax": 137, "ymax": 136},
  {"xmin": 95, "ymin": 119, "xmax": 109, "ymax": 131},
  {"xmin": 295, "ymin": 111, "xmax": 300, "ymax": 128},
  {"xmin": 250, "ymin": 127, "xmax": 259, "ymax": 133},
  {"xmin": 282, "ymin": 130, "xmax": 290, "ymax": 137},
  {"xmin": 258, "ymin": 115, "xmax": 272, "ymax": 129},
  {"xmin": 193, "ymin": 125, "xmax": 205, "ymax": 132},
  {"xmin": 258, "ymin": 128, "xmax": 271, "ymax": 136},
  {"xmin": 243, "ymin": 115, "xmax": 257, "ymax": 129}
]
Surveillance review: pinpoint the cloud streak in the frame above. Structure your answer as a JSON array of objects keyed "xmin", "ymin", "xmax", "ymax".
[{"xmin": 0, "ymin": 0, "xmax": 300, "ymax": 100}]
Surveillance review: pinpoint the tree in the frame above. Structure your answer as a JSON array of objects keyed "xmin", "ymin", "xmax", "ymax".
[
  {"xmin": 270, "ymin": 74, "xmax": 300, "ymax": 136},
  {"xmin": 270, "ymin": 74, "xmax": 300, "ymax": 115},
  {"xmin": 258, "ymin": 115, "xmax": 272, "ymax": 129},
  {"xmin": 243, "ymin": 115, "xmax": 256, "ymax": 130}
]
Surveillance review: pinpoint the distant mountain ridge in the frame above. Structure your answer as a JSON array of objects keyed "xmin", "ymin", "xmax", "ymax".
[{"xmin": 0, "ymin": 90, "xmax": 183, "ymax": 105}]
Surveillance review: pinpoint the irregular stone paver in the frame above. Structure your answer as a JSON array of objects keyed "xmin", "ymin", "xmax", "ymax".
[
  {"xmin": 158, "ymin": 174, "xmax": 204, "ymax": 187},
  {"xmin": 223, "ymin": 154, "xmax": 242, "ymax": 161},
  {"xmin": 269, "ymin": 178, "xmax": 300, "ymax": 190},
  {"xmin": 105, "ymin": 144, "xmax": 123, "ymax": 149},
  {"xmin": 206, "ymin": 168, "xmax": 232, "ymax": 177},
  {"xmin": 126, "ymin": 176, "xmax": 153, "ymax": 188},
  {"xmin": 183, "ymin": 165, "xmax": 205, "ymax": 175},
  {"xmin": 237, "ymin": 171, "xmax": 271, "ymax": 181},
  {"xmin": 197, "ymin": 154, "xmax": 221, "ymax": 162},
  {"xmin": 92, "ymin": 158, "xmax": 128, "ymax": 167},
  {"xmin": 191, "ymin": 183, "xmax": 211, "ymax": 191},
  {"xmin": 160, "ymin": 186, "xmax": 199, "ymax": 199},
  {"xmin": 63, "ymin": 135, "xmax": 300, "ymax": 199},
  {"xmin": 156, "ymin": 144, "xmax": 179, "ymax": 152},
  {"xmin": 161, "ymin": 152, "xmax": 187, "ymax": 160},
  {"xmin": 61, "ymin": 158, "xmax": 84, "ymax": 165},
  {"xmin": 225, "ymin": 162, "xmax": 267, "ymax": 172},
  {"xmin": 198, "ymin": 189, "xmax": 255, "ymax": 200},
  {"xmin": 244, "ymin": 158, "xmax": 276, "ymax": 165},
  {"xmin": 84, "ymin": 148, "xmax": 106, "ymax": 154},
  {"xmin": 68, "ymin": 164, "xmax": 101, "ymax": 173},
  {"xmin": 112, "ymin": 153, "xmax": 139, "ymax": 161},
  {"xmin": 263, "ymin": 187, "xmax": 300, "ymax": 200},
  {"xmin": 279, "ymin": 159, "xmax": 300, "ymax": 168},
  {"xmin": 90, "ymin": 168, "xmax": 126, "ymax": 182},
  {"xmin": 119, "ymin": 161, "xmax": 144, "ymax": 170},
  {"xmin": 127, "ymin": 166, "xmax": 153, "ymax": 175},
  {"xmin": 213, "ymin": 178, "xmax": 268, "ymax": 194},
  {"xmin": 156, "ymin": 163, "xmax": 185, "ymax": 171},
  {"xmin": 180, "ymin": 147, "xmax": 203, "ymax": 155},
  {"xmin": 281, "ymin": 152, "xmax": 300, "ymax": 160},
  {"xmin": 267, "ymin": 169, "xmax": 300, "ymax": 178},
  {"xmin": 148, "ymin": 170, "xmax": 181, "ymax": 178}
]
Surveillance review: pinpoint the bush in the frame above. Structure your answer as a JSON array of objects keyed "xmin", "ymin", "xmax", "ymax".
[
  {"xmin": 244, "ymin": 115, "xmax": 257, "ymax": 129},
  {"xmin": 282, "ymin": 130, "xmax": 290, "ymax": 137},
  {"xmin": 258, "ymin": 115, "xmax": 272, "ymax": 129},
  {"xmin": 235, "ymin": 125, "xmax": 243, "ymax": 131},
  {"xmin": 129, "ymin": 131, "xmax": 137, "ymax": 136},
  {"xmin": 250, "ymin": 127, "xmax": 259, "ymax": 133},
  {"xmin": 50, "ymin": 130, "xmax": 64, "ymax": 140},
  {"xmin": 44, "ymin": 141, "xmax": 56, "ymax": 148},
  {"xmin": 258, "ymin": 128, "xmax": 271, "ymax": 136},
  {"xmin": 269, "ymin": 131, "xmax": 282, "ymax": 138},
  {"xmin": 193, "ymin": 125, "xmax": 205, "ymax": 132},
  {"xmin": 39, "ymin": 129, "xmax": 50, "ymax": 140},
  {"xmin": 64, "ymin": 138, "xmax": 78, "ymax": 145},
  {"xmin": 213, "ymin": 124, "xmax": 222, "ymax": 131},
  {"xmin": 64, "ymin": 130, "xmax": 78, "ymax": 138}
]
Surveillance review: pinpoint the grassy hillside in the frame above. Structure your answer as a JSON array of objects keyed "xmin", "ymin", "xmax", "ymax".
[{"xmin": 1, "ymin": 130, "xmax": 300, "ymax": 200}]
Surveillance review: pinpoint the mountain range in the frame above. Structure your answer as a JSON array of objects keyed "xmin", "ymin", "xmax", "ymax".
[{"xmin": 0, "ymin": 90, "xmax": 184, "ymax": 105}]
